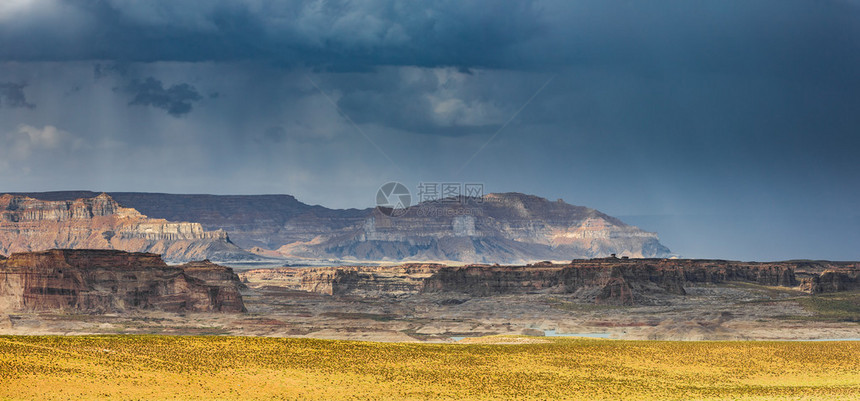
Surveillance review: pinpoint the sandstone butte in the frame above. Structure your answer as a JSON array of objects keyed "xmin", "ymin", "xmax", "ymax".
[
  {"xmin": 241, "ymin": 257, "xmax": 860, "ymax": 305},
  {"xmin": 0, "ymin": 249, "xmax": 245, "ymax": 313},
  {"xmin": 0, "ymin": 193, "xmax": 253, "ymax": 263}
]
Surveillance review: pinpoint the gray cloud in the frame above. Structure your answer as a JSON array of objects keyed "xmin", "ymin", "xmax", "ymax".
[
  {"xmin": 309, "ymin": 67, "xmax": 553, "ymax": 136},
  {"xmin": 93, "ymin": 62, "xmax": 203, "ymax": 116},
  {"xmin": 0, "ymin": 0, "xmax": 856, "ymax": 79},
  {"xmin": 120, "ymin": 77, "xmax": 202, "ymax": 117},
  {"xmin": 0, "ymin": 83, "xmax": 35, "ymax": 108},
  {"xmin": 0, "ymin": 0, "xmax": 540, "ymax": 68}
]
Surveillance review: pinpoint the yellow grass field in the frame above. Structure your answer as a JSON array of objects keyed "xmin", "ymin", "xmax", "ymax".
[{"xmin": 1, "ymin": 335, "xmax": 858, "ymax": 400}]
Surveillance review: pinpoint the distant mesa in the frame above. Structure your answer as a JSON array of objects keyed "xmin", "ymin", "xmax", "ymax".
[
  {"xmin": 0, "ymin": 193, "xmax": 255, "ymax": 263},
  {"xmin": 10, "ymin": 191, "xmax": 673, "ymax": 264},
  {"xmin": 273, "ymin": 192, "xmax": 674, "ymax": 264}
]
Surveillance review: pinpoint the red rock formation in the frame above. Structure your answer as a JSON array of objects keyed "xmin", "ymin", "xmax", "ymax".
[
  {"xmin": 422, "ymin": 262, "xmax": 687, "ymax": 305},
  {"xmin": 242, "ymin": 261, "xmax": 686, "ymax": 305},
  {"xmin": 241, "ymin": 258, "xmax": 860, "ymax": 305},
  {"xmin": 0, "ymin": 194, "xmax": 253, "ymax": 262},
  {"xmin": 0, "ymin": 249, "xmax": 245, "ymax": 313},
  {"xmin": 799, "ymin": 270, "xmax": 860, "ymax": 293}
]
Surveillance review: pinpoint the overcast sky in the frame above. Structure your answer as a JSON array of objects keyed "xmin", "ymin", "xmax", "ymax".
[{"xmin": 1, "ymin": 0, "xmax": 859, "ymax": 260}]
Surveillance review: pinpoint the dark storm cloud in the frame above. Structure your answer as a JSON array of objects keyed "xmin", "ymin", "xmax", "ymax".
[
  {"xmin": 120, "ymin": 77, "xmax": 202, "ymax": 117},
  {"xmin": 1, "ymin": 0, "xmax": 857, "ymax": 77},
  {"xmin": 0, "ymin": 0, "xmax": 541, "ymax": 69},
  {"xmin": 0, "ymin": 83, "xmax": 35, "ymax": 109},
  {"xmin": 325, "ymin": 68, "xmax": 549, "ymax": 136},
  {"xmin": 10, "ymin": 0, "xmax": 846, "ymax": 137}
]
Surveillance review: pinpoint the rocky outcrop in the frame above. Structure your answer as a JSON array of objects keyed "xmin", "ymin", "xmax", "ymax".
[
  {"xmin": 242, "ymin": 264, "xmax": 441, "ymax": 297},
  {"xmin": 799, "ymin": 270, "xmax": 860, "ymax": 293},
  {"xmin": 421, "ymin": 262, "xmax": 687, "ymax": 304},
  {"xmin": 243, "ymin": 260, "xmax": 686, "ymax": 305},
  {"xmin": 12, "ymin": 191, "xmax": 336, "ymax": 250},
  {"xmin": 0, "ymin": 249, "xmax": 245, "ymax": 313},
  {"xmin": 241, "ymin": 258, "xmax": 860, "ymax": 305},
  {"xmin": 0, "ymin": 194, "xmax": 255, "ymax": 262}
]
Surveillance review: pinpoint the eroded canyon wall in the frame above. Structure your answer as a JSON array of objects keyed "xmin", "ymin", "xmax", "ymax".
[
  {"xmin": 0, "ymin": 249, "xmax": 245, "ymax": 313},
  {"xmin": 241, "ymin": 258, "xmax": 860, "ymax": 305}
]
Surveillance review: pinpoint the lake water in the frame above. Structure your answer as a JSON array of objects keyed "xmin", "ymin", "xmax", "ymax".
[
  {"xmin": 450, "ymin": 330, "xmax": 612, "ymax": 342},
  {"xmin": 449, "ymin": 333, "xmax": 860, "ymax": 342},
  {"xmin": 543, "ymin": 330, "xmax": 611, "ymax": 338}
]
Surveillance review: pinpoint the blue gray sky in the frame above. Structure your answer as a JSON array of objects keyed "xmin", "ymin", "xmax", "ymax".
[{"xmin": 1, "ymin": 0, "xmax": 859, "ymax": 260}]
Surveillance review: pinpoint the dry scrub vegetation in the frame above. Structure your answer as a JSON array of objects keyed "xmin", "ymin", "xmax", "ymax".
[{"xmin": 0, "ymin": 335, "xmax": 858, "ymax": 400}]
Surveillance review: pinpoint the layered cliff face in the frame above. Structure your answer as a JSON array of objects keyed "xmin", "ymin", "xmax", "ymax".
[
  {"xmin": 241, "ymin": 258, "xmax": 860, "ymax": 305},
  {"xmin": 799, "ymin": 269, "xmax": 860, "ymax": 293},
  {"xmin": 14, "ymin": 191, "xmax": 671, "ymax": 263},
  {"xmin": 13, "ymin": 191, "xmax": 345, "ymax": 249},
  {"xmin": 242, "ymin": 262, "xmax": 679, "ymax": 305},
  {"xmin": 0, "ymin": 194, "xmax": 254, "ymax": 262},
  {"xmin": 419, "ymin": 262, "xmax": 687, "ymax": 305},
  {"xmin": 0, "ymin": 249, "xmax": 245, "ymax": 313},
  {"xmin": 278, "ymin": 193, "xmax": 671, "ymax": 263},
  {"xmin": 247, "ymin": 264, "xmax": 443, "ymax": 297}
]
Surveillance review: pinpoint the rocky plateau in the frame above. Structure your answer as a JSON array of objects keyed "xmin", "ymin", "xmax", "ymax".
[
  {"xmin": 241, "ymin": 258, "xmax": 860, "ymax": 305},
  {"xmin": 0, "ymin": 249, "xmax": 245, "ymax": 313},
  {"xmin": 1, "ymin": 253, "xmax": 858, "ymax": 341}
]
